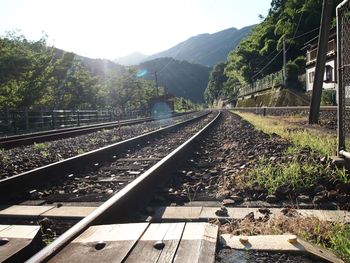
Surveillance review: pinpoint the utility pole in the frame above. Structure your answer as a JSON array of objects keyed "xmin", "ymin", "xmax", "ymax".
[
  {"xmin": 309, "ymin": 0, "xmax": 333, "ymax": 124},
  {"xmin": 283, "ymin": 37, "xmax": 287, "ymax": 87},
  {"xmin": 154, "ymin": 71, "xmax": 159, "ymax": 96}
]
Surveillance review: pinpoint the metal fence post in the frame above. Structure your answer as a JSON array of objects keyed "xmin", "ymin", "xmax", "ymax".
[
  {"xmin": 12, "ymin": 111, "xmax": 17, "ymax": 134},
  {"xmin": 24, "ymin": 107, "xmax": 29, "ymax": 131},
  {"xmin": 77, "ymin": 110, "xmax": 81, "ymax": 126},
  {"xmin": 337, "ymin": 2, "xmax": 345, "ymax": 153},
  {"xmin": 52, "ymin": 111, "xmax": 55, "ymax": 129},
  {"xmin": 4, "ymin": 108, "xmax": 9, "ymax": 132}
]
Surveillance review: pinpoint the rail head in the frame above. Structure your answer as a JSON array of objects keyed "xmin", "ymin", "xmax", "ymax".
[{"xmin": 26, "ymin": 111, "xmax": 220, "ymax": 262}]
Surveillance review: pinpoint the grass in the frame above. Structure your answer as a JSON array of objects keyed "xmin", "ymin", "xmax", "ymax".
[
  {"xmin": 233, "ymin": 111, "xmax": 349, "ymax": 187},
  {"xmin": 228, "ymin": 111, "xmax": 350, "ymax": 261},
  {"xmin": 33, "ymin": 142, "xmax": 47, "ymax": 151},
  {"xmin": 221, "ymin": 215, "xmax": 350, "ymax": 262},
  {"xmin": 247, "ymin": 158, "xmax": 321, "ymax": 194},
  {"xmin": 234, "ymin": 112, "xmax": 337, "ymax": 156}
]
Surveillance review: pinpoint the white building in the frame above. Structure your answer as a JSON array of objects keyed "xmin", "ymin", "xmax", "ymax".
[{"xmin": 305, "ymin": 30, "xmax": 337, "ymax": 92}]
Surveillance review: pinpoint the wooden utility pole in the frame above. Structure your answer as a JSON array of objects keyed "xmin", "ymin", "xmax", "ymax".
[
  {"xmin": 309, "ymin": 0, "xmax": 333, "ymax": 124},
  {"xmin": 283, "ymin": 37, "xmax": 287, "ymax": 87}
]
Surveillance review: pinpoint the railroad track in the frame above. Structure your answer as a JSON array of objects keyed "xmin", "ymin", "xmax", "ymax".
[
  {"xmin": 0, "ymin": 110, "xmax": 348, "ymax": 262},
  {"xmin": 0, "ymin": 111, "xmax": 201, "ymax": 180},
  {"xmin": 0, "ymin": 111, "xmax": 193, "ymax": 149},
  {"xmin": 0, "ymin": 111, "xmax": 215, "ymax": 261}
]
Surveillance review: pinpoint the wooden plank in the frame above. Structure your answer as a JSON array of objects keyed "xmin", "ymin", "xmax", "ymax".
[
  {"xmin": 200, "ymin": 207, "xmax": 274, "ymax": 219},
  {"xmin": 298, "ymin": 209, "xmax": 350, "ymax": 222},
  {"xmin": 153, "ymin": 207, "xmax": 202, "ymax": 220},
  {"xmin": 156, "ymin": 223, "xmax": 185, "ymax": 263},
  {"xmin": 152, "ymin": 206, "xmax": 350, "ymax": 223},
  {"xmin": 221, "ymin": 234, "xmax": 343, "ymax": 263},
  {"xmin": 41, "ymin": 206, "xmax": 97, "ymax": 218},
  {"xmin": 174, "ymin": 223, "xmax": 218, "ymax": 263},
  {"xmin": 0, "ymin": 225, "xmax": 41, "ymax": 239},
  {"xmin": 49, "ymin": 223, "xmax": 149, "ymax": 263},
  {"xmin": 0, "ymin": 225, "xmax": 42, "ymax": 262},
  {"xmin": 0, "ymin": 225, "xmax": 10, "ymax": 232},
  {"xmin": 0, "ymin": 205, "xmax": 54, "ymax": 218},
  {"xmin": 125, "ymin": 223, "xmax": 185, "ymax": 263}
]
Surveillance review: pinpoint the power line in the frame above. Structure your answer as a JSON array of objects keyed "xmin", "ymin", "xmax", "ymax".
[
  {"xmin": 252, "ymin": 49, "xmax": 283, "ymax": 79},
  {"xmin": 253, "ymin": 12, "xmax": 313, "ymax": 80},
  {"xmin": 291, "ymin": 27, "xmax": 319, "ymax": 40}
]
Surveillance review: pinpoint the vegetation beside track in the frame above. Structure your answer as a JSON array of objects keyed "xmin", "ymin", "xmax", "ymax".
[
  {"xmin": 232, "ymin": 111, "xmax": 350, "ymax": 261},
  {"xmin": 220, "ymin": 214, "xmax": 350, "ymax": 262}
]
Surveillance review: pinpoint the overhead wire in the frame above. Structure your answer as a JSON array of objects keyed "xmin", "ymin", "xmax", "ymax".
[{"xmin": 252, "ymin": 9, "xmax": 306, "ymax": 80}]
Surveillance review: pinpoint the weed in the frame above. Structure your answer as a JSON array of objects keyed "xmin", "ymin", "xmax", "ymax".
[
  {"xmin": 77, "ymin": 149, "xmax": 85, "ymax": 155},
  {"xmin": 235, "ymin": 112, "xmax": 337, "ymax": 156},
  {"xmin": 33, "ymin": 142, "xmax": 46, "ymax": 151},
  {"xmin": 40, "ymin": 150, "xmax": 48, "ymax": 158},
  {"xmin": 221, "ymin": 215, "xmax": 350, "ymax": 261}
]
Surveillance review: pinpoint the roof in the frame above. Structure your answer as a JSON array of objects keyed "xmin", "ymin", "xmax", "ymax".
[{"xmin": 301, "ymin": 28, "xmax": 336, "ymax": 50}]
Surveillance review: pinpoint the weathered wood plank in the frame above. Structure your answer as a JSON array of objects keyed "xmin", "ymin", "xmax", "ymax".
[
  {"xmin": 125, "ymin": 223, "xmax": 185, "ymax": 263},
  {"xmin": 49, "ymin": 223, "xmax": 149, "ymax": 263},
  {"xmin": 0, "ymin": 205, "xmax": 54, "ymax": 218},
  {"xmin": 0, "ymin": 225, "xmax": 10, "ymax": 232},
  {"xmin": 221, "ymin": 234, "xmax": 344, "ymax": 263},
  {"xmin": 298, "ymin": 209, "xmax": 350, "ymax": 222},
  {"xmin": 0, "ymin": 225, "xmax": 42, "ymax": 262},
  {"xmin": 152, "ymin": 206, "xmax": 350, "ymax": 223},
  {"xmin": 174, "ymin": 223, "xmax": 218, "ymax": 263},
  {"xmin": 0, "ymin": 225, "xmax": 41, "ymax": 239},
  {"xmin": 153, "ymin": 206, "xmax": 202, "ymax": 220},
  {"xmin": 41, "ymin": 206, "xmax": 97, "ymax": 218}
]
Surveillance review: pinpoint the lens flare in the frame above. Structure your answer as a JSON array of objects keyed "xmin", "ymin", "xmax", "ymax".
[{"xmin": 136, "ymin": 69, "xmax": 147, "ymax": 77}]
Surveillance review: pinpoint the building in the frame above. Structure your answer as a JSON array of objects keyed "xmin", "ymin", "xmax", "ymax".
[{"xmin": 304, "ymin": 29, "xmax": 337, "ymax": 92}]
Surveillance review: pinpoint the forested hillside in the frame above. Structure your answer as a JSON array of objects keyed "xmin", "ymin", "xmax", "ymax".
[
  {"xmin": 145, "ymin": 26, "xmax": 254, "ymax": 67},
  {"xmin": 0, "ymin": 33, "xmax": 159, "ymax": 113},
  {"xmin": 139, "ymin": 58, "xmax": 210, "ymax": 102},
  {"xmin": 205, "ymin": 0, "xmax": 341, "ymax": 104}
]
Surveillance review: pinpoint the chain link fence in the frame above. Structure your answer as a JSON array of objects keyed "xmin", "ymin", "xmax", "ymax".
[{"xmin": 337, "ymin": 0, "xmax": 350, "ymax": 155}]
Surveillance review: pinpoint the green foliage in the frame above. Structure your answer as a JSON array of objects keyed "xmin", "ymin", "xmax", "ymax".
[
  {"xmin": 321, "ymin": 89, "xmax": 336, "ymax": 106},
  {"xmin": 33, "ymin": 142, "xmax": 46, "ymax": 151},
  {"xmin": 224, "ymin": 0, "xmax": 341, "ymax": 91},
  {"xmin": 247, "ymin": 159, "xmax": 320, "ymax": 194},
  {"xmin": 329, "ymin": 224, "xmax": 350, "ymax": 261},
  {"xmin": 174, "ymin": 97, "xmax": 201, "ymax": 112},
  {"xmin": 293, "ymin": 56, "xmax": 306, "ymax": 74},
  {"xmin": 139, "ymin": 58, "xmax": 210, "ymax": 103},
  {"xmin": 0, "ymin": 32, "xmax": 176, "ymax": 114},
  {"xmin": 286, "ymin": 61, "xmax": 298, "ymax": 81},
  {"xmin": 204, "ymin": 62, "xmax": 228, "ymax": 104}
]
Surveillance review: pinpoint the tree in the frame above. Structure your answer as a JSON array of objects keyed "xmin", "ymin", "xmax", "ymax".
[
  {"xmin": 225, "ymin": 0, "xmax": 341, "ymax": 86},
  {"xmin": 204, "ymin": 62, "xmax": 228, "ymax": 104}
]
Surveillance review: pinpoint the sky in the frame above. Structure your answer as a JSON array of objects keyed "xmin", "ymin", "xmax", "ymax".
[{"xmin": 0, "ymin": 0, "xmax": 272, "ymax": 60}]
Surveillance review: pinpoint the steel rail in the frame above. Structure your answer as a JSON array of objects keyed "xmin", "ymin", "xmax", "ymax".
[
  {"xmin": 232, "ymin": 106, "xmax": 339, "ymax": 111},
  {"xmin": 0, "ymin": 112, "xmax": 209, "ymax": 202},
  {"xmin": 27, "ymin": 111, "xmax": 221, "ymax": 263},
  {"xmin": 0, "ymin": 112, "xmax": 194, "ymax": 149}
]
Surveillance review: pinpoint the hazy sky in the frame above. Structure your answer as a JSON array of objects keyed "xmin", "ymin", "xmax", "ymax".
[{"xmin": 0, "ymin": 0, "xmax": 271, "ymax": 59}]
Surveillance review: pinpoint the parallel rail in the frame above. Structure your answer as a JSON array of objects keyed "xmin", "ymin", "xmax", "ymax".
[
  {"xmin": 0, "ymin": 112, "xmax": 209, "ymax": 202},
  {"xmin": 27, "ymin": 111, "xmax": 221, "ymax": 262},
  {"xmin": 0, "ymin": 112, "xmax": 192, "ymax": 149}
]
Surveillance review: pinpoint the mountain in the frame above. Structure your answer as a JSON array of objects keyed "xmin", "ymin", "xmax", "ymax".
[
  {"xmin": 77, "ymin": 55, "xmax": 124, "ymax": 78},
  {"xmin": 114, "ymin": 52, "xmax": 148, "ymax": 66},
  {"xmin": 54, "ymin": 48, "xmax": 124, "ymax": 78},
  {"xmin": 138, "ymin": 58, "xmax": 210, "ymax": 102},
  {"xmin": 145, "ymin": 25, "xmax": 255, "ymax": 67}
]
